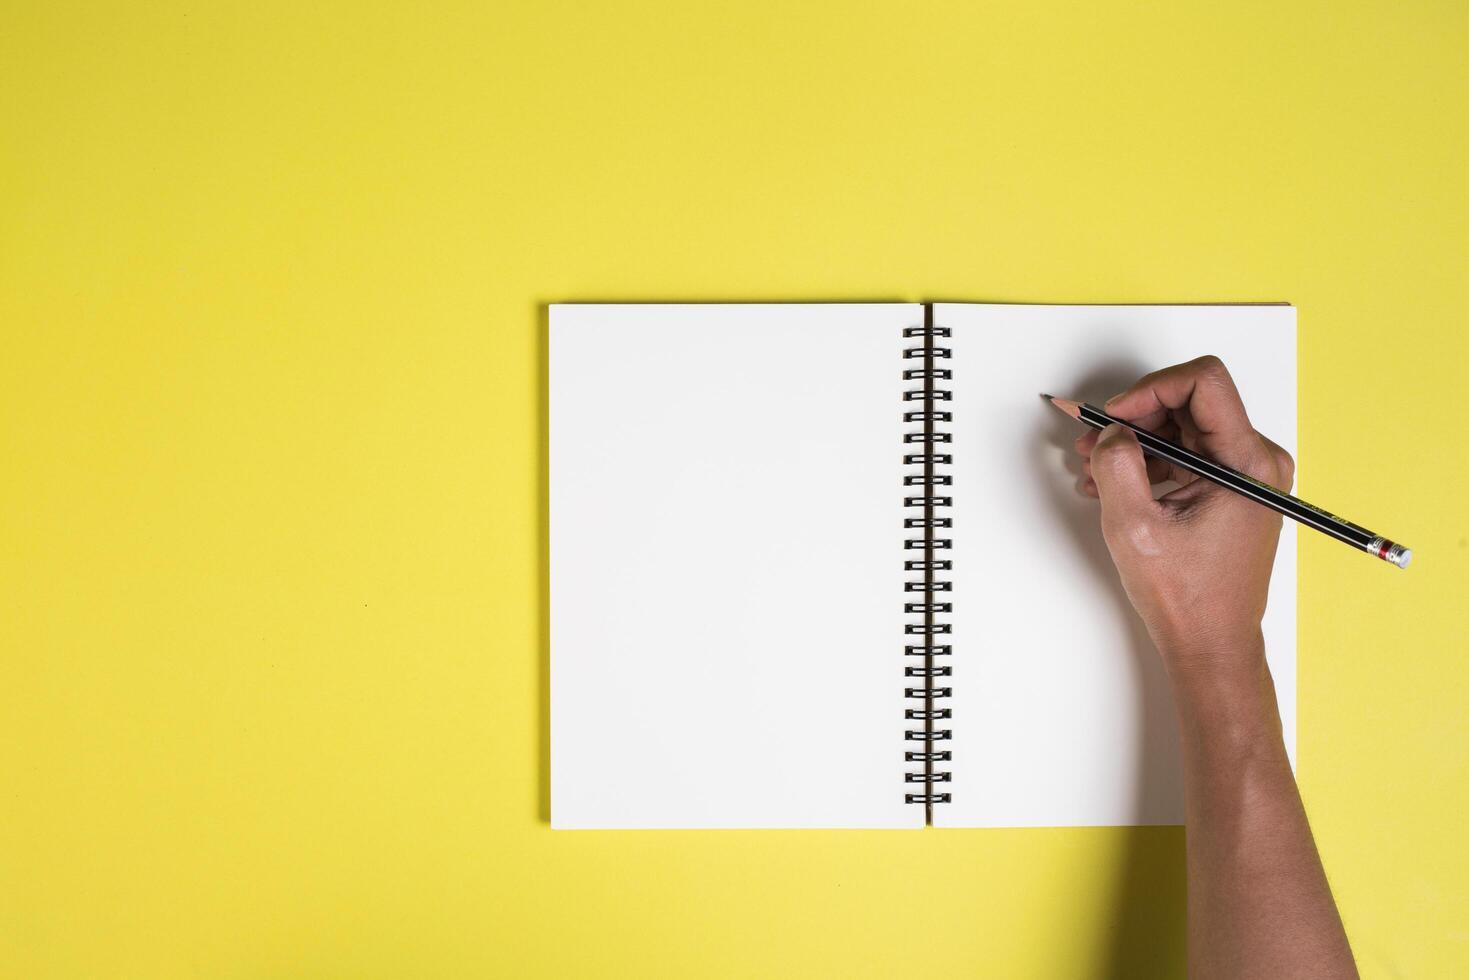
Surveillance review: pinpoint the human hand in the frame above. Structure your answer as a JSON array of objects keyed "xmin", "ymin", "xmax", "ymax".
[{"xmin": 1072, "ymin": 356, "xmax": 1294, "ymax": 674}]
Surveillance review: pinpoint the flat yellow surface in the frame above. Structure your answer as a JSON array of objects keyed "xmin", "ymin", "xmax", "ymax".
[{"xmin": 2, "ymin": 1, "xmax": 1465, "ymax": 976}]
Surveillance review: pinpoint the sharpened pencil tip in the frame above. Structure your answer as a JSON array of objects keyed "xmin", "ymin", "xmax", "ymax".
[
  {"xmin": 1038, "ymin": 392, "xmax": 1052, "ymax": 400},
  {"xmin": 1045, "ymin": 395, "xmax": 1083, "ymax": 420}
]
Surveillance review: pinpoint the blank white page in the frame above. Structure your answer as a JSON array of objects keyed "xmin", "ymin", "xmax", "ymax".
[
  {"xmin": 932, "ymin": 304, "xmax": 1296, "ymax": 828},
  {"xmin": 551, "ymin": 304, "xmax": 922, "ymax": 829}
]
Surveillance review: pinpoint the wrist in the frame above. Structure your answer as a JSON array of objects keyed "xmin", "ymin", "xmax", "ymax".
[
  {"xmin": 1162, "ymin": 632, "xmax": 1287, "ymax": 760},
  {"xmin": 1152, "ymin": 620, "xmax": 1267, "ymax": 678}
]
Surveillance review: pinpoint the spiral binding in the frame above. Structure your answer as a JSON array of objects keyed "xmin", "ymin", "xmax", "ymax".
[{"xmin": 903, "ymin": 309, "xmax": 953, "ymax": 812}]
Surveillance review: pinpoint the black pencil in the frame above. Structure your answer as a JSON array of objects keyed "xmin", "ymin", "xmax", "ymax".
[{"xmin": 1044, "ymin": 395, "xmax": 1411, "ymax": 569}]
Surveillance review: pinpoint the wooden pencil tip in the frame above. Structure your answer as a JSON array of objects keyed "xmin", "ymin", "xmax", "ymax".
[{"xmin": 1046, "ymin": 396, "xmax": 1082, "ymax": 420}]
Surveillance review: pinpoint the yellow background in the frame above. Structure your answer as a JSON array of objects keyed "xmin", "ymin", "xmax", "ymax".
[{"xmin": 2, "ymin": 1, "xmax": 1465, "ymax": 976}]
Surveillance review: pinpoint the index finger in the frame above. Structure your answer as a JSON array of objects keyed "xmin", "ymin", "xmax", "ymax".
[{"xmin": 1103, "ymin": 355, "xmax": 1256, "ymax": 458}]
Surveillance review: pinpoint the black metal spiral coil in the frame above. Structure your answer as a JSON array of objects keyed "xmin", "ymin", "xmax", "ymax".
[{"xmin": 902, "ymin": 315, "xmax": 952, "ymax": 809}]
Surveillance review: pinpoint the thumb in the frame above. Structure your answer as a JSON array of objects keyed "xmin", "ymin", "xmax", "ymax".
[{"xmin": 1089, "ymin": 424, "xmax": 1156, "ymax": 532}]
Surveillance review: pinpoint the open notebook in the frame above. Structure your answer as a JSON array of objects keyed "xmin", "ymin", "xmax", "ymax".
[{"xmin": 550, "ymin": 303, "xmax": 1296, "ymax": 829}]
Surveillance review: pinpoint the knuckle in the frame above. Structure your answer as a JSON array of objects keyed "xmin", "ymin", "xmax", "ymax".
[
  {"xmin": 1100, "ymin": 509, "xmax": 1156, "ymax": 550},
  {"xmin": 1274, "ymin": 447, "xmax": 1296, "ymax": 482},
  {"xmin": 1090, "ymin": 427, "xmax": 1133, "ymax": 462},
  {"xmin": 1192, "ymin": 355, "xmax": 1236, "ymax": 389},
  {"xmin": 1090, "ymin": 440, "xmax": 1124, "ymax": 467}
]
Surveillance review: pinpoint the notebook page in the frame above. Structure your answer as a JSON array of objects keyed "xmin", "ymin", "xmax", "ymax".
[
  {"xmin": 932, "ymin": 304, "xmax": 1296, "ymax": 828},
  {"xmin": 551, "ymin": 304, "xmax": 922, "ymax": 829}
]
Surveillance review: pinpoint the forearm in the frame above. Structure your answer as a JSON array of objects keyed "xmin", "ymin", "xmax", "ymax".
[
  {"xmin": 1165, "ymin": 633, "xmax": 1357, "ymax": 980},
  {"xmin": 1079, "ymin": 358, "xmax": 1355, "ymax": 975}
]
